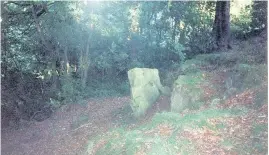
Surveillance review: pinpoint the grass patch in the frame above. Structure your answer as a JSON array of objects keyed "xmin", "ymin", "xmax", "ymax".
[
  {"xmin": 87, "ymin": 128, "xmax": 196, "ymax": 155},
  {"xmin": 221, "ymin": 139, "xmax": 234, "ymax": 150},
  {"xmin": 186, "ymin": 102, "xmax": 205, "ymax": 110},
  {"xmin": 174, "ymin": 73, "xmax": 205, "ymax": 86},
  {"xmin": 215, "ymin": 122, "xmax": 226, "ymax": 130},
  {"xmin": 252, "ymin": 124, "xmax": 267, "ymax": 136},
  {"xmin": 86, "ymin": 107, "xmax": 249, "ymax": 154},
  {"xmin": 228, "ymin": 107, "xmax": 249, "ymax": 115},
  {"xmin": 147, "ymin": 108, "xmax": 245, "ymax": 130},
  {"xmin": 181, "ymin": 59, "xmax": 204, "ymax": 74}
]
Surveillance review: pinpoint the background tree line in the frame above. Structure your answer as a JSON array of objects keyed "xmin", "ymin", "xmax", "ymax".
[{"xmin": 1, "ymin": 1, "xmax": 267, "ymax": 123}]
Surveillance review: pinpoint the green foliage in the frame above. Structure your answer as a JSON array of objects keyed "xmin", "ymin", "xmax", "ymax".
[
  {"xmin": 59, "ymin": 76, "xmax": 84, "ymax": 104},
  {"xmin": 87, "ymin": 80, "xmax": 130, "ymax": 98},
  {"xmin": 230, "ymin": 4, "xmax": 252, "ymax": 39},
  {"xmin": 231, "ymin": 1, "xmax": 267, "ymax": 39},
  {"xmin": 48, "ymin": 98, "xmax": 62, "ymax": 109},
  {"xmin": 251, "ymin": 1, "xmax": 267, "ymax": 30}
]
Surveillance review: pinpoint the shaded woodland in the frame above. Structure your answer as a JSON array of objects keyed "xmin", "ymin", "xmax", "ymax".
[{"xmin": 1, "ymin": 1, "xmax": 268, "ymax": 155}]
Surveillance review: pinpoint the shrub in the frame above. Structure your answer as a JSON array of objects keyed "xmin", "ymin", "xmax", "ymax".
[{"xmin": 59, "ymin": 76, "xmax": 84, "ymax": 104}]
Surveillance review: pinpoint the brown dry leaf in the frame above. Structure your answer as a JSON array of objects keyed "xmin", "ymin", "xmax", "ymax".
[
  {"xmin": 225, "ymin": 90, "xmax": 255, "ymax": 107},
  {"xmin": 180, "ymin": 127, "xmax": 226, "ymax": 155},
  {"xmin": 203, "ymin": 128, "xmax": 222, "ymax": 143},
  {"xmin": 157, "ymin": 124, "xmax": 173, "ymax": 137}
]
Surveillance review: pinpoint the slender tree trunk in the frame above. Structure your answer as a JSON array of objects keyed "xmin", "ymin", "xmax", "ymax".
[
  {"xmin": 52, "ymin": 47, "xmax": 60, "ymax": 90},
  {"xmin": 179, "ymin": 30, "xmax": 186, "ymax": 45},
  {"xmin": 63, "ymin": 46, "xmax": 70, "ymax": 75},
  {"xmin": 79, "ymin": 49, "xmax": 83, "ymax": 75},
  {"xmin": 1, "ymin": 15, "xmax": 8, "ymax": 77},
  {"xmin": 31, "ymin": 4, "xmax": 54, "ymax": 54},
  {"xmin": 156, "ymin": 29, "xmax": 162, "ymax": 48},
  {"xmin": 172, "ymin": 17, "xmax": 178, "ymax": 44},
  {"xmin": 82, "ymin": 35, "xmax": 91, "ymax": 88},
  {"xmin": 213, "ymin": 1, "xmax": 231, "ymax": 50}
]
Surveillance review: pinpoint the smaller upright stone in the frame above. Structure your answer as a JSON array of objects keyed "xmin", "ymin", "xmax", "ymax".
[{"xmin": 171, "ymin": 73, "xmax": 205, "ymax": 112}]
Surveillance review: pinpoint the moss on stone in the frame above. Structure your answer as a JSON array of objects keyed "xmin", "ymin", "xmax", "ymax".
[
  {"xmin": 128, "ymin": 68, "xmax": 163, "ymax": 118},
  {"xmin": 171, "ymin": 72, "xmax": 207, "ymax": 113}
]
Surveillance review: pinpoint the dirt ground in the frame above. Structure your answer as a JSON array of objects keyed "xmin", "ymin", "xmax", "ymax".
[{"xmin": 1, "ymin": 96, "xmax": 170, "ymax": 155}]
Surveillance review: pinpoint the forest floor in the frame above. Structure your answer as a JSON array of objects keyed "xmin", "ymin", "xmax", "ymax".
[
  {"xmin": 1, "ymin": 96, "xmax": 170, "ymax": 155},
  {"xmin": 2, "ymin": 93, "xmax": 267, "ymax": 155}
]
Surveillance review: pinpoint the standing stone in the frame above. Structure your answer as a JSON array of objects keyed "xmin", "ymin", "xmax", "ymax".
[
  {"xmin": 128, "ymin": 68, "xmax": 163, "ymax": 117},
  {"xmin": 171, "ymin": 73, "xmax": 205, "ymax": 112}
]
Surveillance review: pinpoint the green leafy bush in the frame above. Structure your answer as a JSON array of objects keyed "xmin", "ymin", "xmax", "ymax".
[{"xmin": 59, "ymin": 76, "xmax": 84, "ymax": 104}]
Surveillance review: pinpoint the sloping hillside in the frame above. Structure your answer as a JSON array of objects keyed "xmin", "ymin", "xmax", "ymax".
[{"xmin": 86, "ymin": 34, "xmax": 268, "ymax": 155}]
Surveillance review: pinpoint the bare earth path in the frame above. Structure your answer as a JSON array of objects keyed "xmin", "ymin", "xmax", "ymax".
[
  {"xmin": 1, "ymin": 96, "xmax": 170, "ymax": 155},
  {"xmin": 1, "ymin": 97, "xmax": 131, "ymax": 155}
]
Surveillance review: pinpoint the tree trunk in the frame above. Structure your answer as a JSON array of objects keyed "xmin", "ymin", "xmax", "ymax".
[
  {"xmin": 79, "ymin": 49, "xmax": 83, "ymax": 76},
  {"xmin": 213, "ymin": 1, "xmax": 231, "ymax": 50},
  {"xmin": 1, "ymin": 11, "xmax": 8, "ymax": 77},
  {"xmin": 81, "ymin": 35, "xmax": 91, "ymax": 88},
  {"xmin": 31, "ymin": 4, "xmax": 53, "ymax": 52},
  {"xmin": 52, "ymin": 47, "xmax": 60, "ymax": 91},
  {"xmin": 63, "ymin": 46, "xmax": 70, "ymax": 75},
  {"xmin": 172, "ymin": 17, "xmax": 178, "ymax": 44}
]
